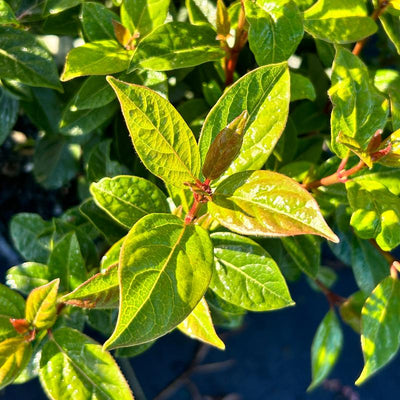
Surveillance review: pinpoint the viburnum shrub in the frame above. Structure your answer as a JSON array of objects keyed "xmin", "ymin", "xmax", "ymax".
[{"xmin": 1, "ymin": 0, "xmax": 400, "ymax": 397}]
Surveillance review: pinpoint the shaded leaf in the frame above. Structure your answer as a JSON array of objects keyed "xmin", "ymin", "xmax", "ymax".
[
  {"xmin": 0, "ymin": 86, "xmax": 18, "ymax": 145},
  {"xmin": 0, "ymin": 284, "xmax": 25, "ymax": 341},
  {"xmin": 290, "ymin": 71, "xmax": 316, "ymax": 102},
  {"xmin": 339, "ymin": 291, "xmax": 366, "ymax": 333}
]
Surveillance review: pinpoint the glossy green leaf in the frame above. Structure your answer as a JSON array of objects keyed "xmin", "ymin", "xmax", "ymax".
[
  {"xmin": 107, "ymin": 76, "xmax": 201, "ymax": 186},
  {"xmin": 0, "ymin": 284, "xmax": 25, "ymax": 341},
  {"xmin": 39, "ymin": 327, "xmax": 133, "ymax": 400},
  {"xmin": 0, "ymin": 1, "xmax": 17, "ymax": 24},
  {"xmin": 290, "ymin": 71, "xmax": 316, "ymax": 102},
  {"xmin": 100, "ymin": 238, "xmax": 124, "ymax": 271},
  {"xmin": 130, "ymin": 22, "xmax": 224, "ymax": 72},
  {"xmin": 308, "ymin": 309, "xmax": 343, "ymax": 390},
  {"xmin": 346, "ymin": 179, "xmax": 400, "ymax": 251},
  {"xmin": 61, "ymin": 264, "xmax": 119, "ymax": 309},
  {"xmin": 42, "ymin": 0, "xmax": 81, "ymax": 16},
  {"xmin": 48, "ymin": 233, "xmax": 87, "ymax": 292},
  {"xmin": 81, "ymin": 2, "xmax": 119, "ymax": 42},
  {"xmin": 61, "ymin": 40, "xmax": 132, "ymax": 81},
  {"xmin": 10, "ymin": 213, "xmax": 52, "ymax": 263},
  {"xmin": 33, "ymin": 135, "xmax": 79, "ymax": 190},
  {"xmin": 0, "ymin": 27, "xmax": 62, "ymax": 91},
  {"xmin": 91, "ymin": 175, "xmax": 169, "ymax": 229},
  {"xmin": 208, "ymin": 170, "xmax": 339, "ymax": 242},
  {"xmin": 379, "ymin": 11, "xmax": 400, "ymax": 54},
  {"xmin": 25, "ymin": 279, "xmax": 59, "ymax": 330},
  {"xmin": 356, "ymin": 276, "xmax": 400, "ymax": 385},
  {"xmin": 79, "ymin": 199, "xmax": 126, "ymax": 244},
  {"xmin": 281, "ymin": 235, "xmax": 320, "ymax": 278},
  {"xmin": 303, "ymin": 0, "xmax": 377, "ymax": 43},
  {"xmin": 0, "ymin": 337, "xmax": 32, "ymax": 390},
  {"xmin": 186, "ymin": 0, "xmax": 217, "ymax": 27},
  {"xmin": 374, "ymin": 69, "xmax": 400, "ymax": 131},
  {"xmin": 199, "ymin": 64, "xmax": 290, "ymax": 181},
  {"xmin": 350, "ymin": 236, "xmax": 389, "ymax": 294},
  {"xmin": 6, "ymin": 262, "xmax": 50, "ymax": 296},
  {"xmin": 245, "ymin": 0, "xmax": 303, "ymax": 65},
  {"xmin": 121, "ymin": 0, "xmax": 170, "ymax": 37},
  {"xmin": 104, "ymin": 213, "xmax": 213, "ymax": 349},
  {"xmin": 0, "ymin": 86, "xmax": 18, "ymax": 145},
  {"xmin": 178, "ymin": 297, "xmax": 225, "ymax": 350},
  {"xmin": 210, "ymin": 232, "xmax": 293, "ymax": 311},
  {"xmin": 329, "ymin": 47, "xmax": 389, "ymax": 163}
]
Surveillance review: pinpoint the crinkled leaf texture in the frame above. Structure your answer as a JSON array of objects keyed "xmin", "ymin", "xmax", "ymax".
[
  {"xmin": 39, "ymin": 327, "xmax": 133, "ymax": 400},
  {"xmin": 210, "ymin": 232, "xmax": 293, "ymax": 311},
  {"xmin": 178, "ymin": 297, "xmax": 225, "ymax": 350},
  {"xmin": 346, "ymin": 180, "xmax": 400, "ymax": 251},
  {"xmin": 208, "ymin": 170, "xmax": 339, "ymax": 242},
  {"xmin": 329, "ymin": 47, "xmax": 389, "ymax": 163},
  {"xmin": 356, "ymin": 277, "xmax": 400, "ymax": 385},
  {"xmin": 245, "ymin": 0, "xmax": 304, "ymax": 65},
  {"xmin": 309, "ymin": 309, "xmax": 343, "ymax": 391},
  {"xmin": 107, "ymin": 76, "xmax": 201, "ymax": 187},
  {"xmin": 199, "ymin": 63, "xmax": 290, "ymax": 182},
  {"xmin": 303, "ymin": 0, "xmax": 377, "ymax": 44},
  {"xmin": 91, "ymin": 175, "xmax": 169, "ymax": 229},
  {"xmin": 104, "ymin": 213, "xmax": 213, "ymax": 349}
]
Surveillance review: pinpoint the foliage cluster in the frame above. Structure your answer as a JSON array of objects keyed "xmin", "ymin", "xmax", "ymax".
[{"xmin": 1, "ymin": 0, "xmax": 400, "ymax": 398}]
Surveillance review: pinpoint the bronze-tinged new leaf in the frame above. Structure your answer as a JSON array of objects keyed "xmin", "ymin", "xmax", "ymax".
[
  {"xmin": 208, "ymin": 170, "xmax": 339, "ymax": 242},
  {"xmin": 202, "ymin": 111, "xmax": 248, "ymax": 181},
  {"xmin": 112, "ymin": 20, "xmax": 133, "ymax": 49}
]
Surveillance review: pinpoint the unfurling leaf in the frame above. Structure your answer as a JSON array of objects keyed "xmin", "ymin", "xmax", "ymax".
[
  {"xmin": 112, "ymin": 20, "xmax": 134, "ymax": 49},
  {"xmin": 216, "ymin": 0, "xmax": 231, "ymax": 39},
  {"xmin": 208, "ymin": 170, "xmax": 339, "ymax": 242},
  {"xmin": 202, "ymin": 110, "xmax": 248, "ymax": 181},
  {"xmin": 378, "ymin": 129, "xmax": 400, "ymax": 167},
  {"xmin": 104, "ymin": 214, "xmax": 213, "ymax": 349}
]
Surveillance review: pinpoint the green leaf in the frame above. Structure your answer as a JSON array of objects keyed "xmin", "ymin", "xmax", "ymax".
[
  {"xmin": 178, "ymin": 297, "xmax": 225, "ymax": 350},
  {"xmin": 208, "ymin": 170, "xmax": 339, "ymax": 242},
  {"xmin": 25, "ymin": 279, "xmax": 59, "ymax": 330},
  {"xmin": 290, "ymin": 71, "xmax": 316, "ymax": 102},
  {"xmin": 60, "ymin": 101, "xmax": 118, "ymax": 136},
  {"xmin": 48, "ymin": 233, "xmax": 87, "ymax": 292},
  {"xmin": 90, "ymin": 175, "xmax": 169, "ymax": 229},
  {"xmin": 130, "ymin": 22, "xmax": 224, "ymax": 71},
  {"xmin": 281, "ymin": 235, "xmax": 321, "ymax": 278},
  {"xmin": 61, "ymin": 264, "xmax": 119, "ymax": 309},
  {"xmin": 350, "ymin": 235, "xmax": 389, "ymax": 294},
  {"xmin": 379, "ymin": 12, "xmax": 400, "ymax": 55},
  {"xmin": 374, "ymin": 69, "xmax": 400, "ymax": 131},
  {"xmin": 339, "ymin": 291, "xmax": 366, "ymax": 333},
  {"xmin": 0, "ymin": 337, "xmax": 32, "ymax": 390},
  {"xmin": 0, "ymin": 86, "xmax": 18, "ymax": 145},
  {"xmin": 356, "ymin": 276, "xmax": 400, "ymax": 385},
  {"xmin": 199, "ymin": 63, "xmax": 290, "ymax": 181},
  {"xmin": 0, "ymin": 1, "xmax": 17, "ymax": 24},
  {"xmin": 121, "ymin": 0, "xmax": 170, "ymax": 37},
  {"xmin": 33, "ymin": 135, "xmax": 79, "ymax": 190},
  {"xmin": 346, "ymin": 179, "xmax": 400, "ymax": 251},
  {"xmin": 6, "ymin": 262, "xmax": 50, "ymax": 296},
  {"xmin": 308, "ymin": 309, "xmax": 343, "ymax": 391},
  {"xmin": 100, "ymin": 238, "xmax": 124, "ymax": 271},
  {"xmin": 81, "ymin": 2, "xmax": 119, "ymax": 42},
  {"xmin": 87, "ymin": 140, "xmax": 129, "ymax": 183},
  {"xmin": 0, "ymin": 284, "xmax": 25, "ymax": 341},
  {"xmin": 79, "ymin": 199, "xmax": 127, "ymax": 244},
  {"xmin": 245, "ymin": 0, "xmax": 303, "ymax": 65},
  {"xmin": 210, "ymin": 232, "xmax": 293, "ymax": 311},
  {"xmin": 186, "ymin": 0, "xmax": 217, "ymax": 27},
  {"xmin": 329, "ymin": 47, "xmax": 389, "ymax": 163},
  {"xmin": 61, "ymin": 40, "xmax": 132, "ymax": 81},
  {"xmin": 107, "ymin": 76, "xmax": 201, "ymax": 186},
  {"xmin": 378, "ymin": 129, "xmax": 400, "ymax": 168},
  {"xmin": 303, "ymin": 0, "xmax": 377, "ymax": 43},
  {"xmin": 65, "ymin": 76, "xmax": 116, "ymax": 110},
  {"xmin": 0, "ymin": 27, "xmax": 62, "ymax": 91},
  {"xmin": 43, "ymin": 0, "xmax": 82, "ymax": 16},
  {"xmin": 39, "ymin": 327, "xmax": 133, "ymax": 400},
  {"xmin": 115, "ymin": 340, "xmax": 155, "ymax": 358},
  {"xmin": 104, "ymin": 213, "xmax": 213, "ymax": 349},
  {"xmin": 10, "ymin": 213, "xmax": 52, "ymax": 263}
]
